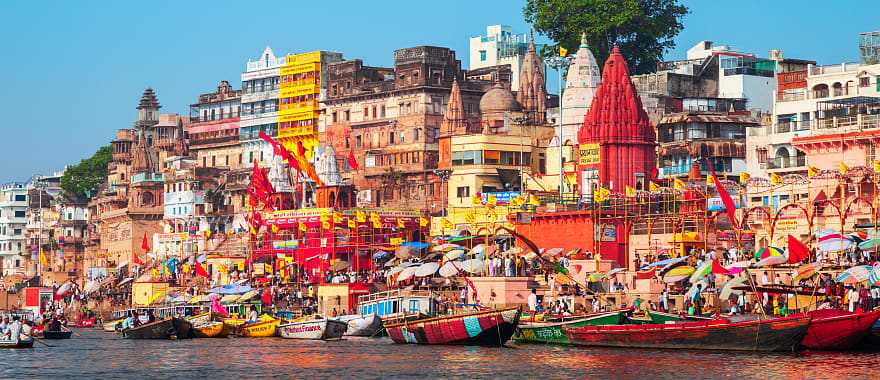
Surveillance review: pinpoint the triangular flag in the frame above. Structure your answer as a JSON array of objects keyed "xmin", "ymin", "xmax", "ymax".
[
  {"xmin": 559, "ymin": 46, "xmax": 568, "ymax": 57},
  {"xmin": 739, "ymin": 172, "xmax": 750, "ymax": 184},
  {"xmin": 673, "ymin": 179, "xmax": 686, "ymax": 190},
  {"xmin": 807, "ymin": 166, "xmax": 819, "ymax": 178},
  {"xmin": 529, "ymin": 194, "xmax": 540, "ymax": 206},
  {"xmin": 770, "ymin": 173, "xmax": 782, "ymax": 185},
  {"xmin": 706, "ymin": 174, "xmax": 715, "ymax": 186},
  {"xmin": 839, "ymin": 162, "xmax": 849, "ymax": 175},
  {"xmin": 706, "ymin": 158, "xmax": 740, "ymax": 231},
  {"xmin": 787, "ymin": 234, "xmax": 810, "ymax": 264},
  {"xmin": 397, "ymin": 218, "xmax": 405, "ymax": 229},
  {"xmin": 347, "ymin": 149, "xmax": 359, "ymax": 171},
  {"xmin": 195, "ymin": 260, "xmax": 209, "ymax": 278},
  {"xmin": 419, "ymin": 217, "xmax": 429, "ymax": 227},
  {"xmin": 298, "ymin": 222, "xmax": 308, "ymax": 232},
  {"xmin": 347, "ymin": 219, "xmax": 357, "ymax": 229},
  {"xmin": 625, "ymin": 185, "xmax": 636, "ymax": 197},
  {"xmin": 649, "ymin": 181, "xmax": 660, "ymax": 192}
]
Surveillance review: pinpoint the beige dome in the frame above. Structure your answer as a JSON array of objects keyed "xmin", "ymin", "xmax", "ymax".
[{"xmin": 479, "ymin": 83, "xmax": 521, "ymax": 115}]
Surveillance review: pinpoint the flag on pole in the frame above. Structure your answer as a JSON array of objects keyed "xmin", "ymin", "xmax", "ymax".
[
  {"xmin": 322, "ymin": 220, "xmax": 331, "ymax": 230},
  {"xmin": 347, "ymin": 219, "xmax": 357, "ymax": 229},
  {"xmin": 673, "ymin": 179, "xmax": 686, "ymax": 190},
  {"xmin": 739, "ymin": 172, "xmax": 750, "ymax": 184},
  {"xmin": 839, "ymin": 162, "xmax": 849, "ymax": 175},
  {"xmin": 706, "ymin": 174, "xmax": 715, "ymax": 186},
  {"xmin": 333, "ymin": 212, "xmax": 343, "ymax": 224},
  {"xmin": 625, "ymin": 185, "xmax": 636, "ymax": 197},
  {"xmin": 807, "ymin": 166, "xmax": 820, "ymax": 178},
  {"xmin": 298, "ymin": 222, "xmax": 308, "ymax": 232},
  {"xmin": 195, "ymin": 260, "xmax": 209, "ymax": 278},
  {"xmin": 559, "ymin": 46, "xmax": 568, "ymax": 57},
  {"xmin": 347, "ymin": 149, "xmax": 359, "ymax": 171},
  {"xmin": 356, "ymin": 210, "xmax": 366, "ymax": 223},
  {"xmin": 419, "ymin": 217, "xmax": 429, "ymax": 227},
  {"xmin": 787, "ymin": 234, "xmax": 810, "ymax": 264},
  {"xmin": 770, "ymin": 173, "xmax": 782, "ymax": 185},
  {"xmin": 441, "ymin": 218, "xmax": 453, "ymax": 229},
  {"xmin": 706, "ymin": 158, "xmax": 740, "ymax": 231},
  {"xmin": 649, "ymin": 181, "xmax": 660, "ymax": 192}
]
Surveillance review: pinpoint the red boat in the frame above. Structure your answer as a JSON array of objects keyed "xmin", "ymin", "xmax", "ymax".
[
  {"xmin": 801, "ymin": 309, "xmax": 880, "ymax": 350},
  {"xmin": 564, "ymin": 314, "xmax": 811, "ymax": 352},
  {"xmin": 385, "ymin": 307, "xmax": 521, "ymax": 346}
]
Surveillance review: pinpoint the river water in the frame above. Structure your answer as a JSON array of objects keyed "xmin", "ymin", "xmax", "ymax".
[{"xmin": 3, "ymin": 329, "xmax": 879, "ymax": 379}]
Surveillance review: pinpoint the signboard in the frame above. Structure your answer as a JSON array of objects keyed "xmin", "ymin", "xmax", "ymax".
[
  {"xmin": 481, "ymin": 191, "xmax": 520, "ymax": 205},
  {"xmin": 600, "ymin": 224, "xmax": 617, "ymax": 242},
  {"xmin": 272, "ymin": 240, "xmax": 299, "ymax": 250},
  {"xmin": 774, "ymin": 219, "xmax": 799, "ymax": 233},
  {"xmin": 716, "ymin": 230, "xmax": 755, "ymax": 242},
  {"xmin": 578, "ymin": 143, "xmax": 600, "ymax": 165},
  {"xmin": 706, "ymin": 197, "xmax": 741, "ymax": 212}
]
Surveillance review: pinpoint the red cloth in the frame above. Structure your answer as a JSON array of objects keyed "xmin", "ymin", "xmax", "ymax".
[
  {"xmin": 635, "ymin": 267, "xmax": 656, "ymax": 280},
  {"xmin": 711, "ymin": 259, "xmax": 731, "ymax": 275},
  {"xmin": 347, "ymin": 149, "xmax": 359, "ymax": 171},
  {"xmin": 705, "ymin": 159, "xmax": 739, "ymax": 230},
  {"xmin": 787, "ymin": 234, "xmax": 810, "ymax": 264},
  {"xmin": 195, "ymin": 261, "xmax": 209, "ymax": 278}
]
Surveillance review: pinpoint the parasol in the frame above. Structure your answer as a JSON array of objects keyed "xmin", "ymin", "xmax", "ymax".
[
  {"xmin": 541, "ymin": 248, "xmax": 565, "ymax": 258},
  {"xmin": 443, "ymin": 249, "xmax": 466, "ymax": 261},
  {"xmin": 662, "ymin": 266, "xmax": 695, "ymax": 284},
  {"xmin": 647, "ymin": 256, "xmax": 688, "ymax": 268},
  {"xmin": 817, "ymin": 234, "xmax": 854, "ymax": 252},
  {"xmin": 83, "ymin": 280, "xmax": 100, "ymax": 295},
  {"xmin": 432, "ymin": 243, "xmax": 461, "ymax": 252},
  {"xmin": 384, "ymin": 259, "xmax": 399, "ymax": 268},
  {"xmin": 869, "ymin": 263, "xmax": 880, "ymax": 285},
  {"xmin": 689, "ymin": 261, "xmax": 712, "ymax": 284},
  {"xmin": 754, "ymin": 255, "xmax": 788, "ymax": 267},
  {"xmin": 56, "ymin": 281, "xmax": 74, "ymax": 296},
  {"xmin": 587, "ymin": 272, "xmax": 607, "ymax": 282},
  {"xmin": 608, "ymin": 268, "xmax": 626, "ymax": 276},
  {"xmin": 794, "ymin": 262, "xmax": 822, "ymax": 282},
  {"xmin": 396, "ymin": 246, "xmax": 419, "ymax": 259},
  {"xmin": 719, "ymin": 276, "xmax": 749, "ymax": 300},
  {"xmin": 439, "ymin": 261, "xmax": 461, "ymax": 278},
  {"xmin": 209, "ymin": 284, "xmax": 252, "ymax": 295},
  {"xmin": 459, "ymin": 258, "xmax": 486, "ymax": 274},
  {"xmin": 386, "ymin": 266, "xmax": 405, "ymax": 277},
  {"xmin": 836, "ymin": 265, "xmax": 872, "ymax": 284},
  {"xmin": 397, "ymin": 266, "xmax": 419, "ymax": 282},
  {"xmin": 754, "ymin": 246, "xmax": 784, "ymax": 260},
  {"xmin": 858, "ymin": 238, "xmax": 880, "ymax": 251},
  {"xmin": 470, "ymin": 244, "xmax": 487, "ymax": 256},
  {"xmin": 415, "ymin": 262, "xmax": 440, "ymax": 277}
]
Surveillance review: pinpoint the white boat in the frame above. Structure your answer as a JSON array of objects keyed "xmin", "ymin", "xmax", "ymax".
[
  {"xmin": 334, "ymin": 314, "xmax": 383, "ymax": 337},
  {"xmin": 278, "ymin": 317, "xmax": 348, "ymax": 340}
]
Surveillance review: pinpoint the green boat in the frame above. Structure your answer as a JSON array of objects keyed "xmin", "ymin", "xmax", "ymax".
[
  {"xmin": 625, "ymin": 310, "xmax": 711, "ymax": 325},
  {"xmin": 515, "ymin": 311, "xmax": 625, "ymax": 344}
]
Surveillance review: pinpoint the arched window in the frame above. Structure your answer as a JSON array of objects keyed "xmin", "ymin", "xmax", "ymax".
[
  {"xmin": 812, "ymin": 84, "xmax": 829, "ymax": 99},
  {"xmin": 832, "ymin": 82, "xmax": 843, "ymax": 97}
]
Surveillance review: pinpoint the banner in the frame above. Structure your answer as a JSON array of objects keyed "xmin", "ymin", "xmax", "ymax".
[{"xmin": 579, "ymin": 143, "xmax": 600, "ymax": 165}]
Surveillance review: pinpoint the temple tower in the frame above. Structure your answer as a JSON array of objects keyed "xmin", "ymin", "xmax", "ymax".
[{"xmin": 517, "ymin": 33, "xmax": 546, "ymax": 124}]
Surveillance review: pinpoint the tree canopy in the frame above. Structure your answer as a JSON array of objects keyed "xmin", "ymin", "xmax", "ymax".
[
  {"xmin": 524, "ymin": 0, "xmax": 688, "ymax": 75},
  {"xmin": 60, "ymin": 145, "xmax": 112, "ymax": 198}
]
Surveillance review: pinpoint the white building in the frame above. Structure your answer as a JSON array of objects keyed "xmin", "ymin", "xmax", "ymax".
[
  {"xmin": 0, "ymin": 183, "xmax": 28, "ymax": 276},
  {"xmin": 469, "ymin": 25, "xmax": 544, "ymax": 89}
]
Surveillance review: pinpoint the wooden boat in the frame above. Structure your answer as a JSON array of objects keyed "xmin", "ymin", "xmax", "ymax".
[
  {"xmin": 564, "ymin": 314, "xmax": 811, "ymax": 352},
  {"xmin": 278, "ymin": 318, "xmax": 348, "ymax": 340},
  {"xmin": 193, "ymin": 321, "xmax": 232, "ymax": 338},
  {"xmin": 801, "ymin": 309, "xmax": 880, "ymax": 350},
  {"xmin": 515, "ymin": 311, "xmax": 624, "ymax": 345},
  {"xmin": 625, "ymin": 310, "xmax": 713, "ymax": 325},
  {"xmin": 42, "ymin": 329, "xmax": 74, "ymax": 339},
  {"xmin": 186, "ymin": 312, "xmax": 213, "ymax": 326},
  {"xmin": 122, "ymin": 317, "xmax": 193, "ymax": 339},
  {"xmin": 239, "ymin": 318, "xmax": 280, "ymax": 337},
  {"xmin": 172, "ymin": 317, "xmax": 195, "ymax": 339},
  {"xmin": 385, "ymin": 307, "xmax": 521, "ymax": 346},
  {"xmin": 334, "ymin": 314, "xmax": 383, "ymax": 337},
  {"xmin": 0, "ymin": 337, "xmax": 34, "ymax": 349}
]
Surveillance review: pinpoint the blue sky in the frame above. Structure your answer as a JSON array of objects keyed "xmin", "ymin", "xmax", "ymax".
[{"xmin": 0, "ymin": 0, "xmax": 876, "ymax": 181}]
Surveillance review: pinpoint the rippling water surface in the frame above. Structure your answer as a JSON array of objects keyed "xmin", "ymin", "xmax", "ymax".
[{"xmin": 3, "ymin": 329, "xmax": 880, "ymax": 379}]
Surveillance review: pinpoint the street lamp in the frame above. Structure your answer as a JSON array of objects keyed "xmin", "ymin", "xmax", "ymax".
[
  {"xmin": 544, "ymin": 55, "xmax": 572, "ymax": 203},
  {"xmin": 433, "ymin": 169, "xmax": 452, "ymax": 217}
]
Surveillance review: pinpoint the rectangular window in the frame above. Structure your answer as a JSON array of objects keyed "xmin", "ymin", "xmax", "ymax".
[
  {"xmin": 456, "ymin": 186, "xmax": 470, "ymax": 198},
  {"xmin": 14, "ymin": 194, "xmax": 25, "ymax": 202},
  {"xmin": 13, "ymin": 229, "xmax": 21, "ymax": 236},
  {"xmin": 399, "ymin": 131, "xmax": 405, "ymax": 144},
  {"xmin": 480, "ymin": 50, "xmax": 487, "ymax": 61},
  {"xmin": 414, "ymin": 128, "xmax": 421, "ymax": 142},
  {"xmin": 389, "ymin": 132, "xmax": 395, "ymax": 144},
  {"xmin": 15, "ymin": 210, "xmax": 25, "ymax": 218}
]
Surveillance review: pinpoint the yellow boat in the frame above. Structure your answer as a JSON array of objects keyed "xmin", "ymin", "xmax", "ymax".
[
  {"xmin": 239, "ymin": 318, "xmax": 280, "ymax": 337},
  {"xmin": 193, "ymin": 321, "xmax": 232, "ymax": 338},
  {"xmin": 222, "ymin": 317, "xmax": 247, "ymax": 327}
]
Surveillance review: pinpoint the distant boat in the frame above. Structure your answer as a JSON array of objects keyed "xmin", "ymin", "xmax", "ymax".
[
  {"xmin": 42, "ymin": 329, "xmax": 73, "ymax": 340},
  {"xmin": 122, "ymin": 317, "xmax": 193, "ymax": 339},
  {"xmin": 239, "ymin": 318, "xmax": 280, "ymax": 338},
  {"xmin": 334, "ymin": 314, "xmax": 383, "ymax": 337},
  {"xmin": 564, "ymin": 314, "xmax": 811, "ymax": 352},
  {"xmin": 0, "ymin": 337, "xmax": 34, "ymax": 349},
  {"xmin": 802, "ymin": 309, "xmax": 880, "ymax": 350},
  {"xmin": 385, "ymin": 307, "xmax": 521, "ymax": 346},
  {"xmin": 278, "ymin": 318, "xmax": 348, "ymax": 340}
]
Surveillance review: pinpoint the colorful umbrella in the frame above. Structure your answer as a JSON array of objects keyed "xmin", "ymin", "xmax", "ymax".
[
  {"xmin": 395, "ymin": 246, "xmax": 419, "ymax": 259},
  {"xmin": 858, "ymin": 238, "xmax": 880, "ymax": 251},
  {"xmin": 470, "ymin": 244, "xmax": 487, "ymax": 256},
  {"xmin": 397, "ymin": 266, "xmax": 419, "ymax": 282},
  {"xmin": 754, "ymin": 246, "xmax": 784, "ymax": 260},
  {"xmin": 443, "ymin": 249, "xmax": 466, "ymax": 261},
  {"xmin": 647, "ymin": 256, "xmax": 688, "ymax": 268},
  {"xmin": 587, "ymin": 272, "xmax": 607, "ymax": 282},
  {"xmin": 719, "ymin": 276, "xmax": 750, "ymax": 300},
  {"xmin": 869, "ymin": 263, "xmax": 880, "ymax": 285},
  {"xmin": 794, "ymin": 262, "xmax": 822, "ymax": 282},
  {"xmin": 836, "ymin": 265, "xmax": 872, "ymax": 283},
  {"xmin": 414, "ymin": 262, "xmax": 440, "ymax": 277},
  {"xmin": 432, "ymin": 243, "xmax": 461, "ymax": 252},
  {"xmin": 755, "ymin": 255, "xmax": 787, "ymax": 267},
  {"xmin": 662, "ymin": 266, "xmax": 695, "ymax": 284},
  {"xmin": 400, "ymin": 241, "xmax": 430, "ymax": 249},
  {"xmin": 541, "ymin": 248, "xmax": 565, "ymax": 258},
  {"xmin": 608, "ymin": 268, "xmax": 626, "ymax": 276}
]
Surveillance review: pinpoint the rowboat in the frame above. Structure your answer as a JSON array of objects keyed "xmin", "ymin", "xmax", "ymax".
[
  {"xmin": 515, "ymin": 311, "xmax": 624, "ymax": 345},
  {"xmin": 564, "ymin": 314, "xmax": 811, "ymax": 352},
  {"xmin": 0, "ymin": 337, "xmax": 34, "ymax": 349},
  {"xmin": 385, "ymin": 307, "xmax": 521, "ymax": 346},
  {"xmin": 334, "ymin": 314, "xmax": 383, "ymax": 337},
  {"xmin": 278, "ymin": 318, "xmax": 348, "ymax": 340},
  {"xmin": 43, "ymin": 329, "xmax": 74, "ymax": 339},
  {"xmin": 801, "ymin": 309, "xmax": 880, "ymax": 350},
  {"xmin": 193, "ymin": 321, "xmax": 232, "ymax": 338},
  {"xmin": 239, "ymin": 318, "xmax": 280, "ymax": 337},
  {"xmin": 122, "ymin": 317, "xmax": 193, "ymax": 339}
]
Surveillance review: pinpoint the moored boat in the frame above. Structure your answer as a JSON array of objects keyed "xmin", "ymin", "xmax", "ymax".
[
  {"xmin": 239, "ymin": 318, "xmax": 280, "ymax": 337},
  {"xmin": 278, "ymin": 317, "xmax": 348, "ymax": 340},
  {"xmin": 103, "ymin": 319, "xmax": 124, "ymax": 332},
  {"xmin": 0, "ymin": 337, "xmax": 34, "ymax": 349},
  {"xmin": 76, "ymin": 317, "xmax": 97, "ymax": 328},
  {"xmin": 385, "ymin": 307, "xmax": 521, "ymax": 346},
  {"xmin": 802, "ymin": 309, "xmax": 880, "ymax": 350},
  {"xmin": 43, "ymin": 329, "xmax": 74, "ymax": 339},
  {"xmin": 564, "ymin": 314, "xmax": 811, "ymax": 352},
  {"xmin": 122, "ymin": 317, "xmax": 193, "ymax": 339},
  {"xmin": 334, "ymin": 314, "xmax": 383, "ymax": 337},
  {"xmin": 193, "ymin": 321, "xmax": 231, "ymax": 338},
  {"xmin": 516, "ymin": 311, "xmax": 624, "ymax": 345}
]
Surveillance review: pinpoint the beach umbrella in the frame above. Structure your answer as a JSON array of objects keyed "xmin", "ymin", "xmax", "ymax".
[
  {"xmin": 459, "ymin": 258, "xmax": 486, "ymax": 274},
  {"xmin": 522, "ymin": 252, "xmax": 538, "ymax": 262},
  {"xmin": 565, "ymin": 248, "xmax": 582, "ymax": 257},
  {"xmin": 836, "ymin": 265, "xmax": 872, "ymax": 284},
  {"xmin": 432, "ymin": 243, "xmax": 461, "ymax": 252},
  {"xmin": 720, "ymin": 276, "xmax": 750, "ymax": 300},
  {"xmin": 869, "ymin": 264, "xmax": 880, "ymax": 285},
  {"xmin": 858, "ymin": 238, "xmax": 880, "ymax": 251},
  {"xmin": 689, "ymin": 261, "xmax": 712, "ymax": 284},
  {"xmin": 443, "ymin": 249, "xmax": 465, "ymax": 261},
  {"xmin": 384, "ymin": 259, "xmax": 399, "ymax": 268},
  {"xmin": 415, "ymin": 262, "xmax": 440, "ymax": 277},
  {"xmin": 794, "ymin": 262, "xmax": 822, "ymax": 282},
  {"xmin": 662, "ymin": 266, "xmax": 695, "ymax": 284},
  {"xmin": 608, "ymin": 268, "xmax": 626, "ymax": 276},
  {"xmin": 754, "ymin": 255, "xmax": 788, "ymax": 267},
  {"xmin": 397, "ymin": 266, "xmax": 419, "ymax": 282},
  {"xmin": 329, "ymin": 260, "xmax": 350, "ymax": 271},
  {"xmin": 817, "ymin": 234, "xmax": 854, "ymax": 252},
  {"xmin": 386, "ymin": 266, "xmax": 405, "ymax": 277},
  {"xmin": 439, "ymin": 261, "xmax": 461, "ymax": 278},
  {"xmin": 56, "ymin": 281, "xmax": 74, "ymax": 296},
  {"xmin": 724, "ymin": 261, "xmax": 751, "ymax": 270},
  {"xmin": 541, "ymin": 248, "xmax": 565, "ymax": 258},
  {"xmin": 470, "ymin": 244, "xmax": 487, "ymax": 256},
  {"xmin": 754, "ymin": 246, "xmax": 784, "ymax": 260},
  {"xmin": 421, "ymin": 252, "xmax": 443, "ymax": 262},
  {"xmin": 396, "ymin": 246, "xmax": 419, "ymax": 259},
  {"xmin": 209, "ymin": 284, "xmax": 252, "ymax": 295}
]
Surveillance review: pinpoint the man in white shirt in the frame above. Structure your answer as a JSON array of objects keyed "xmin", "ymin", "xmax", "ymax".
[{"xmin": 527, "ymin": 288, "xmax": 538, "ymax": 314}]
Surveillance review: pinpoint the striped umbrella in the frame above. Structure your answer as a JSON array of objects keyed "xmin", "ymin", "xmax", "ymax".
[
  {"xmin": 663, "ymin": 266, "xmax": 695, "ymax": 284},
  {"xmin": 869, "ymin": 263, "xmax": 880, "ymax": 285},
  {"xmin": 818, "ymin": 234, "xmax": 854, "ymax": 253},
  {"xmin": 836, "ymin": 265, "xmax": 872, "ymax": 284},
  {"xmin": 794, "ymin": 262, "xmax": 822, "ymax": 282},
  {"xmin": 754, "ymin": 246, "xmax": 784, "ymax": 260}
]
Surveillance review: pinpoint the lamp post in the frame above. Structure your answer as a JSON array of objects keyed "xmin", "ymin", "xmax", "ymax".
[
  {"xmin": 433, "ymin": 169, "xmax": 452, "ymax": 217},
  {"xmin": 544, "ymin": 55, "xmax": 572, "ymax": 203}
]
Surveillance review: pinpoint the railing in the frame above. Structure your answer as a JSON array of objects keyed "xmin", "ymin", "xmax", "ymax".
[
  {"xmin": 777, "ymin": 91, "xmax": 807, "ymax": 102},
  {"xmin": 774, "ymin": 121, "xmax": 811, "ymax": 134},
  {"xmin": 815, "ymin": 114, "xmax": 880, "ymax": 131},
  {"xmin": 190, "ymin": 112, "xmax": 240, "ymax": 123},
  {"xmin": 766, "ymin": 156, "xmax": 806, "ymax": 169},
  {"xmin": 189, "ymin": 134, "xmax": 239, "ymax": 147}
]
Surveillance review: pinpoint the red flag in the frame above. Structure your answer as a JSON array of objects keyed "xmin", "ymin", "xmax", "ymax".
[
  {"xmin": 259, "ymin": 130, "xmax": 282, "ymax": 156},
  {"xmin": 787, "ymin": 234, "xmax": 810, "ymax": 264},
  {"xmin": 133, "ymin": 252, "xmax": 144, "ymax": 266},
  {"xmin": 635, "ymin": 267, "xmax": 656, "ymax": 280},
  {"xmin": 296, "ymin": 141, "xmax": 306, "ymax": 157},
  {"xmin": 347, "ymin": 149, "xmax": 359, "ymax": 171},
  {"xmin": 705, "ymin": 159, "xmax": 739, "ymax": 230},
  {"xmin": 141, "ymin": 232, "xmax": 150, "ymax": 252},
  {"xmin": 195, "ymin": 260, "xmax": 209, "ymax": 278},
  {"xmin": 710, "ymin": 259, "xmax": 730, "ymax": 275}
]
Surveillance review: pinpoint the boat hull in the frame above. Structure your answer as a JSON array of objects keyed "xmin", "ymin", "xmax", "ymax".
[
  {"xmin": 802, "ymin": 309, "xmax": 880, "ymax": 350},
  {"xmin": 516, "ymin": 311, "xmax": 624, "ymax": 344},
  {"xmin": 0, "ymin": 338, "xmax": 34, "ymax": 349},
  {"xmin": 565, "ymin": 315, "xmax": 811, "ymax": 352},
  {"xmin": 385, "ymin": 308, "xmax": 521, "ymax": 346},
  {"xmin": 122, "ymin": 318, "xmax": 175, "ymax": 339},
  {"xmin": 336, "ymin": 314, "xmax": 383, "ymax": 337},
  {"xmin": 43, "ymin": 330, "xmax": 73, "ymax": 339},
  {"xmin": 278, "ymin": 319, "xmax": 348, "ymax": 340},
  {"xmin": 193, "ymin": 322, "xmax": 231, "ymax": 338},
  {"xmin": 239, "ymin": 319, "xmax": 280, "ymax": 337}
]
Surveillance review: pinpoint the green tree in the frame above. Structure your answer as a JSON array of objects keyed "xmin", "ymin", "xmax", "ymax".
[
  {"xmin": 524, "ymin": 0, "xmax": 688, "ymax": 75},
  {"xmin": 60, "ymin": 145, "xmax": 112, "ymax": 198}
]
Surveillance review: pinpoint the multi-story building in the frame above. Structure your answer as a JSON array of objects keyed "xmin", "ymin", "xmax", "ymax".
[
  {"xmin": 0, "ymin": 183, "xmax": 28, "ymax": 276},
  {"xmin": 323, "ymin": 46, "xmax": 482, "ymax": 212},
  {"xmin": 469, "ymin": 25, "xmax": 544, "ymax": 89},
  {"xmin": 240, "ymin": 47, "xmax": 281, "ymax": 169},
  {"xmin": 188, "ymin": 80, "xmax": 242, "ymax": 169},
  {"xmin": 861, "ymin": 31, "xmax": 880, "ymax": 65},
  {"xmin": 278, "ymin": 51, "xmax": 343, "ymax": 160}
]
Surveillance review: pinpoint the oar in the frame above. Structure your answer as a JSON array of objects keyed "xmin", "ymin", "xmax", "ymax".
[{"xmin": 33, "ymin": 338, "xmax": 54, "ymax": 348}]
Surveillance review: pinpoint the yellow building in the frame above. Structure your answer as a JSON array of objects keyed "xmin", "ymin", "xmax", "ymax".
[{"xmin": 278, "ymin": 51, "xmax": 343, "ymax": 159}]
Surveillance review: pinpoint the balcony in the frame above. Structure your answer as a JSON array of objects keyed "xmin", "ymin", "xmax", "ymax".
[
  {"xmin": 189, "ymin": 134, "xmax": 239, "ymax": 148},
  {"xmin": 766, "ymin": 156, "xmax": 806, "ymax": 170},
  {"xmin": 815, "ymin": 114, "xmax": 880, "ymax": 132},
  {"xmin": 131, "ymin": 172, "xmax": 164, "ymax": 184},
  {"xmin": 773, "ymin": 121, "xmax": 811, "ymax": 134}
]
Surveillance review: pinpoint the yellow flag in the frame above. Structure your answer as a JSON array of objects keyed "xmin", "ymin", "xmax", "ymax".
[
  {"xmin": 559, "ymin": 46, "xmax": 568, "ymax": 57},
  {"xmin": 372, "ymin": 219, "xmax": 382, "ymax": 229},
  {"xmin": 419, "ymin": 217, "xmax": 429, "ymax": 227},
  {"xmin": 322, "ymin": 220, "xmax": 331, "ymax": 230},
  {"xmin": 333, "ymin": 212, "xmax": 343, "ymax": 224},
  {"xmin": 390, "ymin": 237, "xmax": 403, "ymax": 246},
  {"xmin": 649, "ymin": 181, "xmax": 660, "ymax": 192},
  {"xmin": 319, "ymin": 212, "xmax": 329, "ymax": 222},
  {"xmin": 369, "ymin": 212, "xmax": 379, "ymax": 222},
  {"xmin": 356, "ymin": 210, "xmax": 366, "ymax": 223},
  {"xmin": 770, "ymin": 173, "xmax": 782, "ymax": 185},
  {"xmin": 464, "ymin": 211, "xmax": 476, "ymax": 223},
  {"xmin": 673, "ymin": 179, "xmax": 686, "ymax": 190},
  {"xmin": 807, "ymin": 166, "xmax": 819, "ymax": 178},
  {"xmin": 347, "ymin": 219, "xmax": 357, "ymax": 229},
  {"xmin": 298, "ymin": 222, "xmax": 308, "ymax": 232},
  {"xmin": 270, "ymin": 224, "xmax": 279, "ymax": 234},
  {"xmin": 529, "ymin": 194, "xmax": 540, "ymax": 206},
  {"xmin": 487, "ymin": 193, "xmax": 497, "ymax": 205},
  {"xmin": 625, "ymin": 185, "xmax": 636, "ymax": 197},
  {"xmin": 396, "ymin": 218, "xmax": 405, "ymax": 229},
  {"xmin": 471, "ymin": 195, "xmax": 482, "ymax": 205},
  {"xmin": 706, "ymin": 174, "xmax": 715, "ymax": 186},
  {"xmin": 874, "ymin": 160, "xmax": 880, "ymax": 173},
  {"xmin": 593, "ymin": 187, "xmax": 609, "ymax": 202},
  {"xmin": 739, "ymin": 172, "xmax": 751, "ymax": 184},
  {"xmin": 839, "ymin": 162, "xmax": 849, "ymax": 175},
  {"xmin": 39, "ymin": 249, "xmax": 48, "ymax": 266},
  {"xmin": 441, "ymin": 218, "xmax": 453, "ymax": 229},
  {"xmin": 249, "ymin": 226, "xmax": 257, "ymax": 236}
]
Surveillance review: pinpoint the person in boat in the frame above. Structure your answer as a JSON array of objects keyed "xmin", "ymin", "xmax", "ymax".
[
  {"xmin": 691, "ymin": 284, "xmax": 704, "ymax": 315},
  {"xmin": 0, "ymin": 316, "xmax": 9, "ymax": 339},
  {"xmin": 6, "ymin": 316, "xmax": 22, "ymax": 343},
  {"xmin": 331, "ymin": 308, "xmax": 338, "ymax": 317},
  {"xmin": 247, "ymin": 305, "xmax": 259, "ymax": 323},
  {"xmin": 21, "ymin": 320, "xmax": 32, "ymax": 341},
  {"xmin": 130, "ymin": 311, "xmax": 142, "ymax": 328},
  {"xmin": 817, "ymin": 297, "xmax": 833, "ymax": 310},
  {"xmin": 48, "ymin": 317, "xmax": 63, "ymax": 332},
  {"xmin": 146, "ymin": 310, "xmax": 157, "ymax": 323}
]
